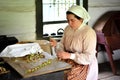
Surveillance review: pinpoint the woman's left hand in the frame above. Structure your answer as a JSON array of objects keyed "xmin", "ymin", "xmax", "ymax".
[{"xmin": 57, "ymin": 51, "xmax": 71, "ymax": 59}]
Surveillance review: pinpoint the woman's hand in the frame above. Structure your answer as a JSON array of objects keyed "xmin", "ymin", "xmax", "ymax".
[
  {"xmin": 57, "ymin": 51, "xmax": 71, "ymax": 59},
  {"xmin": 50, "ymin": 38, "xmax": 57, "ymax": 47}
]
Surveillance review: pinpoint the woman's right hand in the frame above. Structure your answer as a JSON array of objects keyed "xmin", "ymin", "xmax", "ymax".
[{"xmin": 50, "ymin": 38, "xmax": 57, "ymax": 47}]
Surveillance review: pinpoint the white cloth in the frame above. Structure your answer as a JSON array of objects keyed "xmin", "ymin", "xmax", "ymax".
[
  {"xmin": 0, "ymin": 43, "xmax": 43, "ymax": 57},
  {"xmin": 86, "ymin": 57, "xmax": 98, "ymax": 80}
]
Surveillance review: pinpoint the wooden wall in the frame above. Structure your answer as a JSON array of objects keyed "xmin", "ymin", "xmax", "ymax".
[{"xmin": 0, "ymin": 0, "xmax": 36, "ymax": 41}]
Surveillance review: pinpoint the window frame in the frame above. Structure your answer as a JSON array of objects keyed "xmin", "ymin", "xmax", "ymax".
[{"xmin": 35, "ymin": 0, "xmax": 88, "ymax": 39}]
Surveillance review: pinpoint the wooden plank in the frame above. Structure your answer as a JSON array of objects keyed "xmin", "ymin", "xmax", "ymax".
[{"xmin": 3, "ymin": 58, "xmax": 71, "ymax": 78}]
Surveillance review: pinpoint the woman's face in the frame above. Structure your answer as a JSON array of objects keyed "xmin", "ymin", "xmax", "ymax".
[{"xmin": 66, "ymin": 14, "xmax": 83, "ymax": 30}]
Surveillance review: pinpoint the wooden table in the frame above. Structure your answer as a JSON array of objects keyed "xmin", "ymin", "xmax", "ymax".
[{"xmin": 3, "ymin": 57, "xmax": 71, "ymax": 78}]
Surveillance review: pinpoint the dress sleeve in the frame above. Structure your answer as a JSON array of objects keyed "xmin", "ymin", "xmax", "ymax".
[{"xmin": 71, "ymin": 29, "xmax": 97, "ymax": 65}]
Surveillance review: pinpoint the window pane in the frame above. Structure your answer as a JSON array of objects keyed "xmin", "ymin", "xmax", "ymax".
[
  {"xmin": 43, "ymin": 23, "xmax": 67, "ymax": 37},
  {"xmin": 43, "ymin": 0, "xmax": 76, "ymax": 22}
]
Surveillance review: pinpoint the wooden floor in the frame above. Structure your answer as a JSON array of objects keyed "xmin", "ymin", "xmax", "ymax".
[{"xmin": 98, "ymin": 59, "xmax": 120, "ymax": 80}]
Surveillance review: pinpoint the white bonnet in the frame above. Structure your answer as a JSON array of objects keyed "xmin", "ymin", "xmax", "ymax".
[{"xmin": 67, "ymin": 5, "xmax": 90, "ymax": 24}]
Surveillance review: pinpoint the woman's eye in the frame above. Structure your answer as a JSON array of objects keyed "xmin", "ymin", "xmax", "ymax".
[{"xmin": 71, "ymin": 19, "xmax": 75, "ymax": 22}]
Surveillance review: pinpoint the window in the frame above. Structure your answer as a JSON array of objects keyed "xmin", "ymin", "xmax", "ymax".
[
  {"xmin": 35, "ymin": 0, "xmax": 86, "ymax": 39},
  {"xmin": 42, "ymin": 0, "xmax": 82, "ymax": 37}
]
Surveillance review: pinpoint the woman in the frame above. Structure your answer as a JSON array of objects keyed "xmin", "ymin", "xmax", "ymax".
[{"xmin": 50, "ymin": 5, "xmax": 98, "ymax": 80}]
